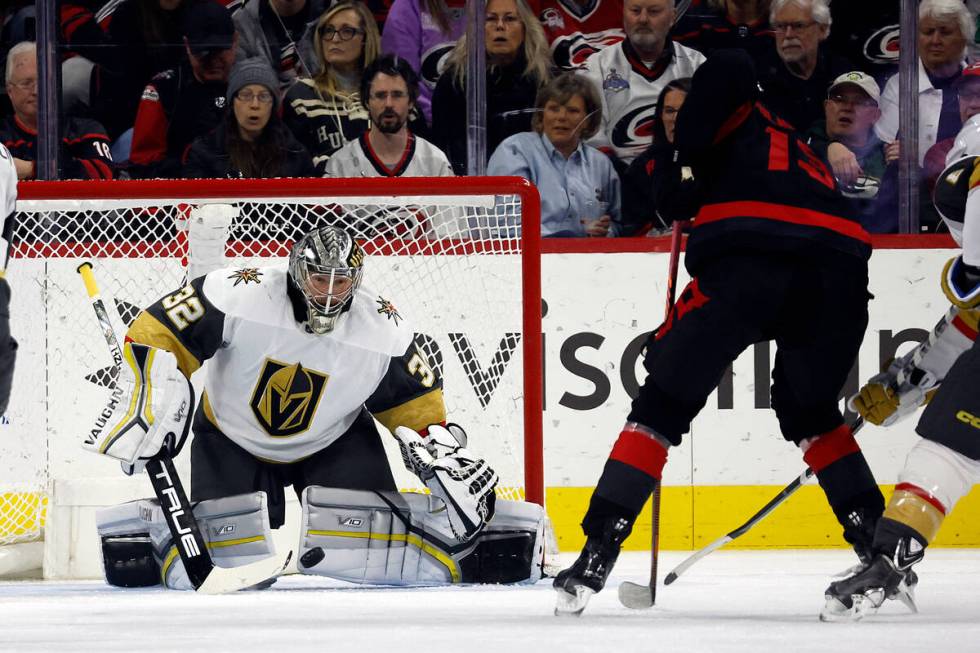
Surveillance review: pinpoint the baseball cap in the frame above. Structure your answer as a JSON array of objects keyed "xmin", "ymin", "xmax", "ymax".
[
  {"xmin": 183, "ymin": 1, "xmax": 235, "ymax": 58},
  {"xmin": 828, "ymin": 71, "xmax": 880, "ymax": 106},
  {"xmin": 954, "ymin": 62, "xmax": 980, "ymax": 88}
]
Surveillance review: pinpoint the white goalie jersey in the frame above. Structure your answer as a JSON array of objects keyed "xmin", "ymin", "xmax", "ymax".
[{"xmin": 125, "ymin": 264, "xmax": 446, "ymax": 462}]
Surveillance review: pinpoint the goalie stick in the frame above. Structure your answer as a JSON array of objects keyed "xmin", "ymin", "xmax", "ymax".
[
  {"xmin": 663, "ymin": 417, "xmax": 866, "ymax": 586},
  {"xmin": 618, "ymin": 218, "xmax": 690, "ymax": 610},
  {"xmin": 77, "ymin": 262, "xmax": 291, "ymax": 594}
]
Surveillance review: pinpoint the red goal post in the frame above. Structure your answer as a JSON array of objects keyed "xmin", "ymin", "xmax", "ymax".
[{"xmin": 1, "ymin": 177, "xmax": 543, "ymax": 560}]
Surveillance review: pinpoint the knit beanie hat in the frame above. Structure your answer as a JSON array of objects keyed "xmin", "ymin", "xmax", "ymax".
[{"xmin": 226, "ymin": 58, "xmax": 280, "ymax": 110}]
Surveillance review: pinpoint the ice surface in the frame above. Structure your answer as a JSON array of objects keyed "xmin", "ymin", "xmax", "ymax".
[{"xmin": 1, "ymin": 550, "xmax": 977, "ymax": 652}]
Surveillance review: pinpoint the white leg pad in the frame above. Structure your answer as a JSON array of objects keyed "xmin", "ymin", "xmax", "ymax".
[
  {"xmin": 96, "ymin": 491, "xmax": 275, "ymax": 590},
  {"xmin": 898, "ymin": 438, "xmax": 980, "ymax": 513},
  {"xmin": 298, "ymin": 487, "xmax": 546, "ymax": 585}
]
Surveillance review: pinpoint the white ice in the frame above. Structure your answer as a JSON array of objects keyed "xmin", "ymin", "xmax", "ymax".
[{"xmin": 1, "ymin": 550, "xmax": 978, "ymax": 653}]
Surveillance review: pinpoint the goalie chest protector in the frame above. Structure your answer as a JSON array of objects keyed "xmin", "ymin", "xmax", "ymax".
[{"xmin": 198, "ymin": 265, "xmax": 414, "ymax": 463}]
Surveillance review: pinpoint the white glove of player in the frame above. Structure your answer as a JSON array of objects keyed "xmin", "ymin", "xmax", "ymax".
[
  {"xmin": 393, "ymin": 423, "xmax": 498, "ymax": 543},
  {"xmin": 83, "ymin": 342, "xmax": 194, "ymax": 475}
]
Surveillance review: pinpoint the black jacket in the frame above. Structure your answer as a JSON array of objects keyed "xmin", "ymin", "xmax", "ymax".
[
  {"xmin": 183, "ymin": 121, "xmax": 316, "ymax": 179},
  {"xmin": 431, "ymin": 53, "xmax": 543, "ymax": 176},
  {"xmin": 758, "ymin": 46, "xmax": 853, "ymax": 131}
]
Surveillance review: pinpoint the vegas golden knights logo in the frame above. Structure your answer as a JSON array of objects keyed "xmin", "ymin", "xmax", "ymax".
[{"xmin": 250, "ymin": 359, "xmax": 328, "ymax": 437}]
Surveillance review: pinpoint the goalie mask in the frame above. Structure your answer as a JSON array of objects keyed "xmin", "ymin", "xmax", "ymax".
[{"xmin": 287, "ymin": 226, "xmax": 364, "ymax": 334}]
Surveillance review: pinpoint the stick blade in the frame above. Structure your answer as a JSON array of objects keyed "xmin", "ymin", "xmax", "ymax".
[
  {"xmin": 196, "ymin": 550, "xmax": 293, "ymax": 595},
  {"xmin": 618, "ymin": 580, "xmax": 655, "ymax": 609}
]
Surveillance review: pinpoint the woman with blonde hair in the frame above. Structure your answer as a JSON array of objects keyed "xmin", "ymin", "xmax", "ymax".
[
  {"xmin": 431, "ymin": 0, "xmax": 551, "ymax": 175},
  {"xmin": 284, "ymin": 1, "xmax": 421, "ymax": 173}
]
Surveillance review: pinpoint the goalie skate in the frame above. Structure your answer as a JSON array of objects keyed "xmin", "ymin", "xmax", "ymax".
[{"xmin": 554, "ymin": 583, "xmax": 596, "ymax": 616}]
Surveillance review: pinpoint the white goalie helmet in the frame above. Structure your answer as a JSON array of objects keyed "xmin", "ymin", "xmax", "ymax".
[{"xmin": 287, "ymin": 226, "xmax": 365, "ymax": 334}]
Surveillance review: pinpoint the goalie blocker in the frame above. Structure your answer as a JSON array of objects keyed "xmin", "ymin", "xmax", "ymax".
[{"xmin": 97, "ymin": 487, "xmax": 547, "ymax": 588}]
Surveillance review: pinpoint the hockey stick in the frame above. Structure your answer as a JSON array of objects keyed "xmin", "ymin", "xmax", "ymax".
[
  {"xmin": 664, "ymin": 417, "xmax": 866, "ymax": 585},
  {"xmin": 77, "ymin": 262, "xmax": 291, "ymax": 594},
  {"xmin": 618, "ymin": 218, "xmax": 690, "ymax": 609}
]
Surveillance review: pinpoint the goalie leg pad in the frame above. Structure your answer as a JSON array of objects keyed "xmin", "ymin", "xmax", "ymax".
[
  {"xmin": 298, "ymin": 487, "xmax": 547, "ymax": 585},
  {"xmin": 298, "ymin": 486, "xmax": 462, "ymax": 585},
  {"xmin": 96, "ymin": 491, "xmax": 275, "ymax": 590}
]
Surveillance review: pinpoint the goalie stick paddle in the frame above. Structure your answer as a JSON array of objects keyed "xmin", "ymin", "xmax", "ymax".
[
  {"xmin": 618, "ymin": 219, "xmax": 690, "ymax": 610},
  {"xmin": 76, "ymin": 262, "xmax": 291, "ymax": 594},
  {"xmin": 663, "ymin": 417, "xmax": 866, "ymax": 586}
]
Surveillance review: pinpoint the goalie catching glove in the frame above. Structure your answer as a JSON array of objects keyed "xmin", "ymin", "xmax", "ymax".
[
  {"xmin": 393, "ymin": 423, "xmax": 498, "ymax": 543},
  {"xmin": 83, "ymin": 342, "xmax": 194, "ymax": 475}
]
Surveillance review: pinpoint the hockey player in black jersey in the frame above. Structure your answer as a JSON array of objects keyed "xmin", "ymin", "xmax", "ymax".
[{"xmin": 555, "ymin": 48, "xmax": 885, "ymax": 614}]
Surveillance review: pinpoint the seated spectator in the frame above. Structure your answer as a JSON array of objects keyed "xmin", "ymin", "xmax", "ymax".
[
  {"xmin": 1, "ymin": 41, "xmax": 114, "ymax": 180},
  {"xmin": 183, "ymin": 58, "xmax": 315, "ymax": 178},
  {"xmin": 86, "ymin": 0, "xmax": 190, "ymax": 141},
  {"xmin": 673, "ymin": 0, "xmax": 775, "ymax": 60},
  {"xmin": 325, "ymin": 54, "xmax": 452, "ymax": 177},
  {"xmin": 805, "ymin": 71, "xmax": 897, "ymax": 232},
  {"xmin": 431, "ymin": 0, "xmax": 550, "ymax": 175},
  {"xmin": 233, "ymin": 0, "xmax": 327, "ymax": 91},
  {"xmin": 487, "ymin": 72, "xmax": 622, "ymax": 237},
  {"xmin": 622, "ymin": 77, "xmax": 701, "ymax": 235},
  {"xmin": 925, "ymin": 62, "xmax": 980, "ymax": 186},
  {"xmin": 579, "ymin": 0, "xmax": 704, "ymax": 168},
  {"xmin": 381, "ymin": 0, "xmax": 467, "ymax": 124},
  {"xmin": 876, "ymin": 0, "xmax": 970, "ymax": 166},
  {"xmin": 128, "ymin": 0, "xmax": 237, "ymax": 178},
  {"xmin": 533, "ymin": 0, "xmax": 625, "ymax": 72},
  {"xmin": 758, "ymin": 0, "xmax": 851, "ymax": 131},
  {"xmin": 283, "ymin": 2, "xmax": 425, "ymax": 174}
]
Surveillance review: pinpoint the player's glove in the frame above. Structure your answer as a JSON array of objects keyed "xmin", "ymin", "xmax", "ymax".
[
  {"xmin": 393, "ymin": 423, "xmax": 498, "ymax": 542},
  {"xmin": 847, "ymin": 355, "xmax": 938, "ymax": 427},
  {"xmin": 83, "ymin": 342, "xmax": 194, "ymax": 475}
]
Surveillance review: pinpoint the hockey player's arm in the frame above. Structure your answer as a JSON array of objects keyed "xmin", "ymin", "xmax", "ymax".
[
  {"xmin": 849, "ymin": 307, "xmax": 979, "ymax": 426},
  {"xmin": 125, "ymin": 275, "xmax": 226, "ymax": 378},
  {"xmin": 366, "ymin": 342, "xmax": 446, "ymax": 433},
  {"xmin": 940, "ymin": 177, "xmax": 980, "ymax": 308},
  {"xmin": 674, "ymin": 48, "xmax": 758, "ymax": 161}
]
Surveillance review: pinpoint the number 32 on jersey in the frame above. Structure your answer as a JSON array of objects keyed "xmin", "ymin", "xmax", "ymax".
[{"xmin": 162, "ymin": 285, "xmax": 205, "ymax": 330}]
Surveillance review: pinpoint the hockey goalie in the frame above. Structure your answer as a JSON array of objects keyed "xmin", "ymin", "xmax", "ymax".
[{"xmin": 84, "ymin": 225, "xmax": 547, "ymax": 590}]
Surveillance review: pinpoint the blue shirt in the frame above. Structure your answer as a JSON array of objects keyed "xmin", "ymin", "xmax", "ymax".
[{"xmin": 487, "ymin": 131, "xmax": 622, "ymax": 237}]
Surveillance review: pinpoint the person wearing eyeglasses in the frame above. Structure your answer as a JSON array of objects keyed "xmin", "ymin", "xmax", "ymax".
[
  {"xmin": 804, "ymin": 72, "xmax": 898, "ymax": 233},
  {"xmin": 0, "ymin": 41, "xmax": 114, "ymax": 180},
  {"xmin": 233, "ymin": 0, "xmax": 329, "ymax": 91},
  {"xmin": 183, "ymin": 58, "xmax": 314, "ymax": 179},
  {"xmin": 283, "ymin": 2, "xmax": 427, "ymax": 175},
  {"xmin": 431, "ymin": 0, "xmax": 551, "ymax": 175},
  {"xmin": 325, "ymin": 54, "xmax": 452, "ymax": 178},
  {"xmin": 757, "ymin": 0, "xmax": 851, "ymax": 131}
]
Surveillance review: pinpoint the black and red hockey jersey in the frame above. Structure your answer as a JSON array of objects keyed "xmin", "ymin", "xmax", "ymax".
[
  {"xmin": 674, "ymin": 49, "xmax": 870, "ymax": 275},
  {"xmin": 0, "ymin": 114, "xmax": 114, "ymax": 180}
]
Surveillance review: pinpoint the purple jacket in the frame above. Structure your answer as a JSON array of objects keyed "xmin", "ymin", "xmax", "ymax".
[{"xmin": 381, "ymin": 0, "xmax": 466, "ymax": 123}]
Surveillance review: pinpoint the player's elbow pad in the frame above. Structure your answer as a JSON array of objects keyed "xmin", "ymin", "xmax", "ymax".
[{"xmin": 941, "ymin": 255, "xmax": 980, "ymax": 309}]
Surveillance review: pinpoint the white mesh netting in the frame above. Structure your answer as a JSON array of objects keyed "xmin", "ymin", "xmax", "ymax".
[{"xmin": 0, "ymin": 178, "xmax": 541, "ymax": 550}]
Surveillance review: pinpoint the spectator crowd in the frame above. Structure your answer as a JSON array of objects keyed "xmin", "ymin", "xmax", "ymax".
[{"xmin": 3, "ymin": 0, "xmax": 980, "ymax": 235}]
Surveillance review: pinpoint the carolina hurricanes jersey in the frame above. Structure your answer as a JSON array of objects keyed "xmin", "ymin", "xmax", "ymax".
[
  {"xmin": 580, "ymin": 39, "xmax": 705, "ymax": 164},
  {"xmin": 533, "ymin": 0, "xmax": 625, "ymax": 72},
  {"xmin": 324, "ymin": 132, "xmax": 453, "ymax": 178},
  {"xmin": 126, "ymin": 265, "xmax": 445, "ymax": 463}
]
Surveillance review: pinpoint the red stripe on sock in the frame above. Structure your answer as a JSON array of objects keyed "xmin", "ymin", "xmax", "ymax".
[
  {"xmin": 802, "ymin": 424, "xmax": 860, "ymax": 473},
  {"xmin": 609, "ymin": 428, "xmax": 668, "ymax": 479},
  {"xmin": 895, "ymin": 482, "xmax": 948, "ymax": 515}
]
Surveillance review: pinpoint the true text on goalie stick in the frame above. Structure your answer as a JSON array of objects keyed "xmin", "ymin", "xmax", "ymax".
[{"xmin": 77, "ymin": 262, "xmax": 290, "ymax": 593}]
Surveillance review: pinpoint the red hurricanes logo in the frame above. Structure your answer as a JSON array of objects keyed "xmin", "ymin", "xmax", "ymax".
[
  {"xmin": 611, "ymin": 103, "xmax": 657, "ymax": 153},
  {"xmin": 863, "ymin": 25, "xmax": 900, "ymax": 64},
  {"xmin": 551, "ymin": 29, "xmax": 625, "ymax": 70}
]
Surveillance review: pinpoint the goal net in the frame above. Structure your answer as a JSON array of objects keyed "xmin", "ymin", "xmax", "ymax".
[{"xmin": 0, "ymin": 177, "xmax": 542, "ymax": 577}]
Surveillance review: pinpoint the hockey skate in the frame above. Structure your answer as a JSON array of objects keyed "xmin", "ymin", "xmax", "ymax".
[
  {"xmin": 820, "ymin": 542, "xmax": 920, "ymax": 622},
  {"xmin": 553, "ymin": 517, "xmax": 630, "ymax": 616}
]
